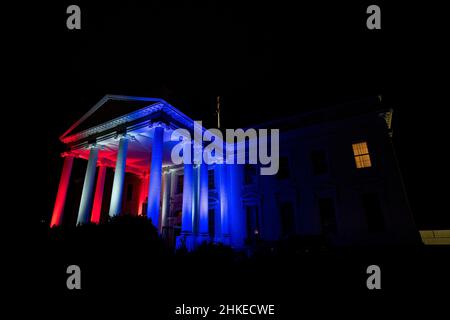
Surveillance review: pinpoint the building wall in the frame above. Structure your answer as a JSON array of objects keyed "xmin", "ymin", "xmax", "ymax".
[{"xmin": 239, "ymin": 111, "xmax": 418, "ymax": 246}]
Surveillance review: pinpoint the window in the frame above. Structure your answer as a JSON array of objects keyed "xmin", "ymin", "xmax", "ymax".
[
  {"xmin": 126, "ymin": 184, "xmax": 133, "ymax": 201},
  {"xmin": 279, "ymin": 202, "xmax": 295, "ymax": 237},
  {"xmin": 244, "ymin": 164, "xmax": 257, "ymax": 185},
  {"xmin": 319, "ymin": 197, "xmax": 337, "ymax": 233},
  {"xmin": 277, "ymin": 157, "xmax": 290, "ymax": 180},
  {"xmin": 311, "ymin": 150, "xmax": 328, "ymax": 175},
  {"xmin": 352, "ymin": 142, "xmax": 372, "ymax": 169},
  {"xmin": 208, "ymin": 169, "xmax": 215, "ymax": 189},
  {"xmin": 361, "ymin": 193, "xmax": 384, "ymax": 232},
  {"xmin": 176, "ymin": 174, "xmax": 184, "ymax": 194}
]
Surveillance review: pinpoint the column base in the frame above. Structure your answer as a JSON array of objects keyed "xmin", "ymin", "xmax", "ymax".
[
  {"xmin": 176, "ymin": 233, "xmax": 196, "ymax": 251},
  {"xmin": 220, "ymin": 234, "xmax": 231, "ymax": 246},
  {"xmin": 196, "ymin": 233, "xmax": 210, "ymax": 247}
]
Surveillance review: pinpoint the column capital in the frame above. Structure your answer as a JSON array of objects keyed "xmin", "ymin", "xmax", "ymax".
[
  {"xmin": 83, "ymin": 142, "xmax": 100, "ymax": 150},
  {"xmin": 97, "ymin": 158, "xmax": 109, "ymax": 167},
  {"xmin": 150, "ymin": 120, "xmax": 172, "ymax": 131},
  {"xmin": 114, "ymin": 132, "xmax": 136, "ymax": 142},
  {"xmin": 61, "ymin": 151, "xmax": 75, "ymax": 158}
]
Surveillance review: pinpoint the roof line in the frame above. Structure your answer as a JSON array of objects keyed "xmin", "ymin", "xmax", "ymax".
[{"xmin": 59, "ymin": 95, "xmax": 165, "ymax": 141}]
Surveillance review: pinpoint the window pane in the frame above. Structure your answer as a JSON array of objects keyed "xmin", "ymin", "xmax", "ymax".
[
  {"xmin": 352, "ymin": 142, "xmax": 369, "ymax": 156},
  {"xmin": 353, "ymin": 142, "xmax": 371, "ymax": 169},
  {"xmin": 361, "ymin": 154, "xmax": 372, "ymax": 167}
]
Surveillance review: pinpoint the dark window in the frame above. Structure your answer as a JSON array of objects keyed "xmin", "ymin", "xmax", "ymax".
[
  {"xmin": 319, "ymin": 197, "xmax": 337, "ymax": 233},
  {"xmin": 246, "ymin": 205, "xmax": 261, "ymax": 240},
  {"xmin": 126, "ymin": 184, "xmax": 133, "ymax": 201},
  {"xmin": 279, "ymin": 202, "xmax": 295, "ymax": 237},
  {"xmin": 277, "ymin": 157, "xmax": 290, "ymax": 180},
  {"xmin": 208, "ymin": 209, "xmax": 215, "ymax": 237},
  {"xmin": 244, "ymin": 164, "xmax": 257, "ymax": 185},
  {"xmin": 208, "ymin": 170, "xmax": 215, "ymax": 189},
  {"xmin": 311, "ymin": 150, "xmax": 328, "ymax": 175},
  {"xmin": 362, "ymin": 193, "xmax": 384, "ymax": 232},
  {"xmin": 176, "ymin": 174, "xmax": 184, "ymax": 194}
]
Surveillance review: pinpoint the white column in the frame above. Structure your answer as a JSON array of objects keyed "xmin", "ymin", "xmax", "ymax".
[
  {"xmin": 215, "ymin": 164, "xmax": 226, "ymax": 241},
  {"xmin": 197, "ymin": 163, "xmax": 209, "ymax": 242},
  {"xmin": 228, "ymin": 164, "xmax": 245, "ymax": 248},
  {"xmin": 218, "ymin": 164, "xmax": 230, "ymax": 243},
  {"xmin": 77, "ymin": 146, "xmax": 99, "ymax": 225},
  {"xmin": 147, "ymin": 126, "xmax": 164, "ymax": 227},
  {"xmin": 109, "ymin": 135, "xmax": 129, "ymax": 217},
  {"xmin": 161, "ymin": 169, "xmax": 172, "ymax": 232},
  {"xmin": 181, "ymin": 164, "xmax": 194, "ymax": 234}
]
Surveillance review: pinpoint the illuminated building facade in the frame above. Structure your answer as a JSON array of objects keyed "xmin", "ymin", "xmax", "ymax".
[{"xmin": 50, "ymin": 95, "xmax": 417, "ymax": 249}]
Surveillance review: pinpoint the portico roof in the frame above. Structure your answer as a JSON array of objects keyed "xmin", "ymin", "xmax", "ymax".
[
  {"xmin": 60, "ymin": 95, "xmax": 202, "ymax": 175},
  {"xmin": 60, "ymin": 95, "xmax": 197, "ymax": 146}
]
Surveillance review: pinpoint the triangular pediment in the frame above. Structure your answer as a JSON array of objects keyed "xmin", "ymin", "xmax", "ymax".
[{"xmin": 60, "ymin": 95, "xmax": 195, "ymax": 144}]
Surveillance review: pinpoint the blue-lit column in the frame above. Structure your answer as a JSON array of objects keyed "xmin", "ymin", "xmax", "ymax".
[
  {"xmin": 192, "ymin": 164, "xmax": 200, "ymax": 233},
  {"xmin": 178, "ymin": 163, "xmax": 194, "ymax": 250},
  {"xmin": 109, "ymin": 135, "xmax": 129, "ymax": 217},
  {"xmin": 77, "ymin": 145, "xmax": 99, "ymax": 225},
  {"xmin": 160, "ymin": 169, "xmax": 172, "ymax": 233},
  {"xmin": 197, "ymin": 162, "xmax": 209, "ymax": 243},
  {"xmin": 147, "ymin": 126, "xmax": 164, "ymax": 228},
  {"xmin": 228, "ymin": 164, "xmax": 245, "ymax": 248},
  {"xmin": 217, "ymin": 163, "xmax": 229, "ymax": 243}
]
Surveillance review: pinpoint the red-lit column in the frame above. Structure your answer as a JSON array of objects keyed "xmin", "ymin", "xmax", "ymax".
[
  {"xmin": 91, "ymin": 164, "xmax": 107, "ymax": 224},
  {"xmin": 138, "ymin": 172, "xmax": 149, "ymax": 216},
  {"xmin": 50, "ymin": 153, "xmax": 74, "ymax": 227}
]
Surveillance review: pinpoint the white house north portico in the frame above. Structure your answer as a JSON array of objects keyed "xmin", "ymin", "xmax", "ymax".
[
  {"xmin": 51, "ymin": 95, "xmax": 418, "ymax": 250},
  {"xmin": 51, "ymin": 95, "xmax": 245, "ymax": 250}
]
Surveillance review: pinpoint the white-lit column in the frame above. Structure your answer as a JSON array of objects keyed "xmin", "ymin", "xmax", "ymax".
[
  {"xmin": 50, "ymin": 153, "xmax": 74, "ymax": 227},
  {"xmin": 161, "ymin": 169, "xmax": 172, "ymax": 232},
  {"xmin": 109, "ymin": 135, "xmax": 129, "ymax": 217},
  {"xmin": 77, "ymin": 145, "xmax": 99, "ymax": 225},
  {"xmin": 147, "ymin": 126, "xmax": 164, "ymax": 227}
]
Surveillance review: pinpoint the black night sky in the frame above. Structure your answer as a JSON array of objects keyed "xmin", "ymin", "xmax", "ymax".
[{"xmin": 22, "ymin": 1, "xmax": 449, "ymax": 229}]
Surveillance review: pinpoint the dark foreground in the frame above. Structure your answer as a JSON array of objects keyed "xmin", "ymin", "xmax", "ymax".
[{"xmin": 29, "ymin": 217, "xmax": 449, "ymax": 318}]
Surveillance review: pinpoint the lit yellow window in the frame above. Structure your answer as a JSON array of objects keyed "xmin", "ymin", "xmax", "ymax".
[{"xmin": 352, "ymin": 142, "xmax": 372, "ymax": 169}]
